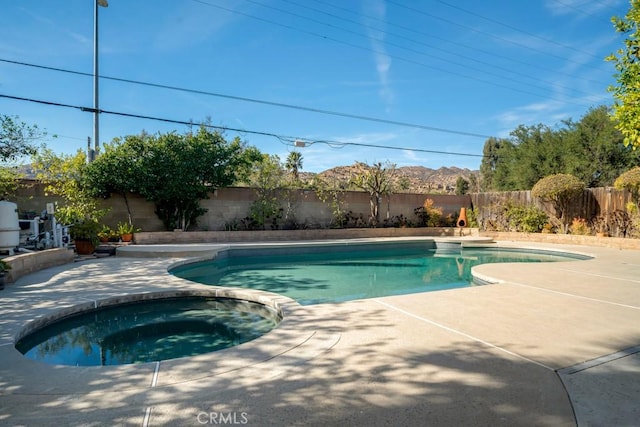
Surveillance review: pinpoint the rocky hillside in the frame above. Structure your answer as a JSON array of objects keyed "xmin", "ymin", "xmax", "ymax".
[
  {"xmin": 398, "ymin": 166, "xmax": 477, "ymax": 193},
  {"xmin": 305, "ymin": 165, "xmax": 478, "ymax": 194}
]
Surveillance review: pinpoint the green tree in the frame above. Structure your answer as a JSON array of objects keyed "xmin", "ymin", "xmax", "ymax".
[
  {"xmin": 1, "ymin": 115, "xmax": 46, "ymax": 201},
  {"xmin": 312, "ymin": 175, "xmax": 349, "ymax": 228},
  {"xmin": 614, "ymin": 166, "xmax": 640, "ymax": 208},
  {"xmin": 455, "ymin": 176, "xmax": 469, "ymax": 195},
  {"xmin": 606, "ymin": 0, "xmax": 640, "ymax": 148},
  {"xmin": 482, "ymin": 106, "xmax": 639, "ymax": 191},
  {"xmin": 285, "ymin": 151, "xmax": 303, "ymax": 182},
  {"xmin": 479, "ymin": 136, "xmax": 510, "ymax": 191},
  {"xmin": 350, "ymin": 161, "xmax": 406, "ymax": 227},
  {"xmin": 488, "ymin": 139, "xmax": 518, "ymax": 191},
  {"xmin": 247, "ymin": 154, "xmax": 287, "ymax": 229},
  {"xmin": 0, "ymin": 166, "xmax": 21, "ymax": 200},
  {"xmin": 84, "ymin": 134, "xmax": 148, "ymax": 224},
  {"xmin": 86, "ymin": 126, "xmax": 259, "ymax": 231},
  {"xmin": 139, "ymin": 127, "xmax": 259, "ymax": 230},
  {"xmin": 563, "ymin": 106, "xmax": 639, "ymax": 187},
  {"xmin": 507, "ymin": 124, "xmax": 566, "ymax": 190},
  {"xmin": 468, "ymin": 173, "xmax": 480, "ymax": 193},
  {"xmin": 31, "ymin": 148, "xmax": 105, "ymax": 224},
  {"xmin": 531, "ymin": 174, "xmax": 585, "ymax": 231},
  {"xmin": 1, "ymin": 114, "xmax": 44, "ymax": 162}
]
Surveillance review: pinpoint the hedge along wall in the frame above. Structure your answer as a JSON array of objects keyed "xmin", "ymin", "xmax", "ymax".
[
  {"xmin": 471, "ymin": 187, "xmax": 633, "ymax": 233},
  {"xmin": 12, "ymin": 180, "xmax": 471, "ymax": 232}
]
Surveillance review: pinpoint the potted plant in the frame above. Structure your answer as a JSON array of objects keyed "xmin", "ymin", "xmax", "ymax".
[
  {"xmin": 98, "ymin": 225, "xmax": 112, "ymax": 243},
  {"xmin": 71, "ymin": 220, "xmax": 101, "ymax": 255},
  {"xmin": 117, "ymin": 221, "xmax": 140, "ymax": 243},
  {"xmin": 1, "ymin": 259, "xmax": 12, "ymax": 290}
]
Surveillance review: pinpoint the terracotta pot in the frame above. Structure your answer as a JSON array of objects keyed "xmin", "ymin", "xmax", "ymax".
[
  {"xmin": 75, "ymin": 239, "xmax": 95, "ymax": 255},
  {"xmin": 457, "ymin": 207, "xmax": 468, "ymax": 228},
  {"xmin": 120, "ymin": 233, "xmax": 133, "ymax": 242}
]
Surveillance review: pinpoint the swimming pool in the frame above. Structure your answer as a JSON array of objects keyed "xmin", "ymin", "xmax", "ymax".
[
  {"xmin": 171, "ymin": 241, "xmax": 590, "ymax": 305},
  {"xmin": 15, "ymin": 295, "xmax": 281, "ymax": 366}
]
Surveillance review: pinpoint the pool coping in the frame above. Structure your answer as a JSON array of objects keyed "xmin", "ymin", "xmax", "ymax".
[{"xmin": 1, "ymin": 237, "xmax": 638, "ymax": 426}]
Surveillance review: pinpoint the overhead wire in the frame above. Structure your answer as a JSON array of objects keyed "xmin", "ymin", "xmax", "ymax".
[
  {"xmin": 553, "ymin": 0, "xmax": 621, "ymax": 19},
  {"xmin": 0, "ymin": 93, "xmax": 484, "ymax": 159},
  {"xmin": 189, "ymin": 0, "xmax": 599, "ymax": 107},
  {"xmin": 0, "ymin": 58, "xmax": 493, "ymax": 139},
  {"xmin": 434, "ymin": 0, "xmax": 603, "ymax": 60},
  {"xmin": 386, "ymin": 0, "xmax": 592, "ymax": 63},
  {"xmin": 242, "ymin": 0, "xmax": 599, "ymax": 99},
  {"xmin": 1, "ymin": 1, "xmax": 615, "ymax": 164},
  {"xmin": 292, "ymin": 0, "xmax": 609, "ymax": 86}
]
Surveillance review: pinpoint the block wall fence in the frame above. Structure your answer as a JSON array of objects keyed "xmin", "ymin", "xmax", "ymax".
[
  {"xmin": 11, "ymin": 180, "xmax": 632, "ymax": 233},
  {"xmin": 11, "ymin": 180, "xmax": 471, "ymax": 232}
]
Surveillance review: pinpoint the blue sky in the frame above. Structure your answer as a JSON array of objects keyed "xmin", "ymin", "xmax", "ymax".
[{"xmin": 0, "ymin": 0, "xmax": 629, "ymax": 172}]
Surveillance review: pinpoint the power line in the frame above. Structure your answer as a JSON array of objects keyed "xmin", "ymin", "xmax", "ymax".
[
  {"xmin": 239, "ymin": 0, "xmax": 599, "ymax": 99},
  {"xmin": 0, "ymin": 57, "xmax": 494, "ymax": 139},
  {"xmin": 189, "ymin": 0, "xmax": 599, "ymax": 107},
  {"xmin": 292, "ymin": 0, "xmax": 608, "ymax": 87},
  {"xmin": 0, "ymin": 93, "xmax": 484, "ymax": 158},
  {"xmin": 386, "ymin": 0, "xmax": 590, "ymax": 64},
  {"xmin": 435, "ymin": 0, "xmax": 603, "ymax": 60}
]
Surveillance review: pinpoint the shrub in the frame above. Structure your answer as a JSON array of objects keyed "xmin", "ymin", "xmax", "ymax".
[
  {"xmin": 569, "ymin": 217, "xmax": 590, "ymax": 235},
  {"xmin": 466, "ymin": 207, "xmax": 479, "ymax": 228},
  {"xmin": 504, "ymin": 204, "xmax": 549, "ymax": 233},
  {"xmin": 542, "ymin": 222, "xmax": 555, "ymax": 234},
  {"xmin": 614, "ymin": 166, "xmax": 640, "ymax": 208},
  {"xmin": 531, "ymin": 174, "xmax": 585, "ymax": 231},
  {"xmin": 414, "ymin": 199, "xmax": 443, "ymax": 227}
]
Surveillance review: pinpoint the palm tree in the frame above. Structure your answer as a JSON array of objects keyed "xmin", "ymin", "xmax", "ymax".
[{"xmin": 285, "ymin": 151, "xmax": 303, "ymax": 180}]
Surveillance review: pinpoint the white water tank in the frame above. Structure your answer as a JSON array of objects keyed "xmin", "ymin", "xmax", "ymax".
[{"xmin": 0, "ymin": 200, "xmax": 20, "ymax": 252}]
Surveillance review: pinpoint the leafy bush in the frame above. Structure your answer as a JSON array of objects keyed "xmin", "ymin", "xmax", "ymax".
[
  {"xmin": 414, "ymin": 199, "xmax": 443, "ymax": 227},
  {"xmin": 569, "ymin": 217, "xmax": 590, "ymax": 235},
  {"xmin": 383, "ymin": 214, "xmax": 413, "ymax": 228},
  {"xmin": 531, "ymin": 174, "xmax": 585, "ymax": 230},
  {"xmin": 504, "ymin": 204, "xmax": 549, "ymax": 233},
  {"xmin": 615, "ymin": 166, "xmax": 640, "ymax": 208},
  {"xmin": 466, "ymin": 207, "xmax": 479, "ymax": 228}
]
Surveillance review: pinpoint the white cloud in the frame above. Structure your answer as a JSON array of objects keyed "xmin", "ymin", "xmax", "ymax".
[
  {"xmin": 545, "ymin": 0, "xmax": 626, "ymax": 17},
  {"xmin": 494, "ymin": 100, "xmax": 565, "ymax": 131},
  {"xmin": 363, "ymin": 0, "xmax": 394, "ymax": 108}
]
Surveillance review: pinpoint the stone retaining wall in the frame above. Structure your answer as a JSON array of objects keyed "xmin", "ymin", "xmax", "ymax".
[
  {"xmin": 1, "ymin": 248, "xmax": 75, "ymax": 284},
  {"xmin": 479, "ymin": 231, "xmax": 640, "ymax": 250},
  {"xmin": 133, "ymin": 227, "xmax": 478, "ymax": 244}
]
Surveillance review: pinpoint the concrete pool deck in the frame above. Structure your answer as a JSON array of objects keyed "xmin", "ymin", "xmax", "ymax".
[{"xmin": 0, "ymin": 238, "xmax": 638, "ymax": 426}]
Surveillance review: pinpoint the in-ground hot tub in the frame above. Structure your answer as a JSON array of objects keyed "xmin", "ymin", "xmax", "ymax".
[{"xmin": 14, "ymin": 292, "xmax": 282, "ymax": 366}]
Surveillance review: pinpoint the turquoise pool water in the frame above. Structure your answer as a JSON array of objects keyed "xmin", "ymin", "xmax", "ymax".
[
  {"xmin": 15, "ymin": 297, "xmax": 280, "ymax": 366},
  {"xmin": 171, "ymin": 243, "xmax": 589, "ymax": 305}
]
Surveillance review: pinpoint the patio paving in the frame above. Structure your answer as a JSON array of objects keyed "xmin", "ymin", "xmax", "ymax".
[{"xmin": 0, "ymin": 239, "xmax": 638, "ymax": 426}]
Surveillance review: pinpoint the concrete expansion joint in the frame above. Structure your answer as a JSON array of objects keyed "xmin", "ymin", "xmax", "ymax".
[
  {"xmin": 142, "ymin": 361, "xmax": 161, "ymax": 427},
  {"xmin": 558, "ymin": 345, "xmax": 640, "ymax": 375},
  {"xmin": 374, "ymin": 298, "xmax": 555, "ymax": 370},
  {"xmin": 507, "ymin": 280, "xmax": 640, "ymax": 310}
]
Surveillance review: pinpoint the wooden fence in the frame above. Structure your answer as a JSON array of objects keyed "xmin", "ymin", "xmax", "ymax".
[{"xmin": 471, "ymin": 187, "xmax": 635, "ymax": 236}]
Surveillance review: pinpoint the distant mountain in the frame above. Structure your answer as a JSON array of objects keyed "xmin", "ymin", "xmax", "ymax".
[
  {"xmin": 311, "ymin": 165, "xmax": 478, "ymax": 194},
  {"xmin": 398, "ymin": 166, "xmax": 477, "ymax": 194},
  {"xmin": 16, "ymin": 161, "xmax": 478, "ymax": 195}
]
